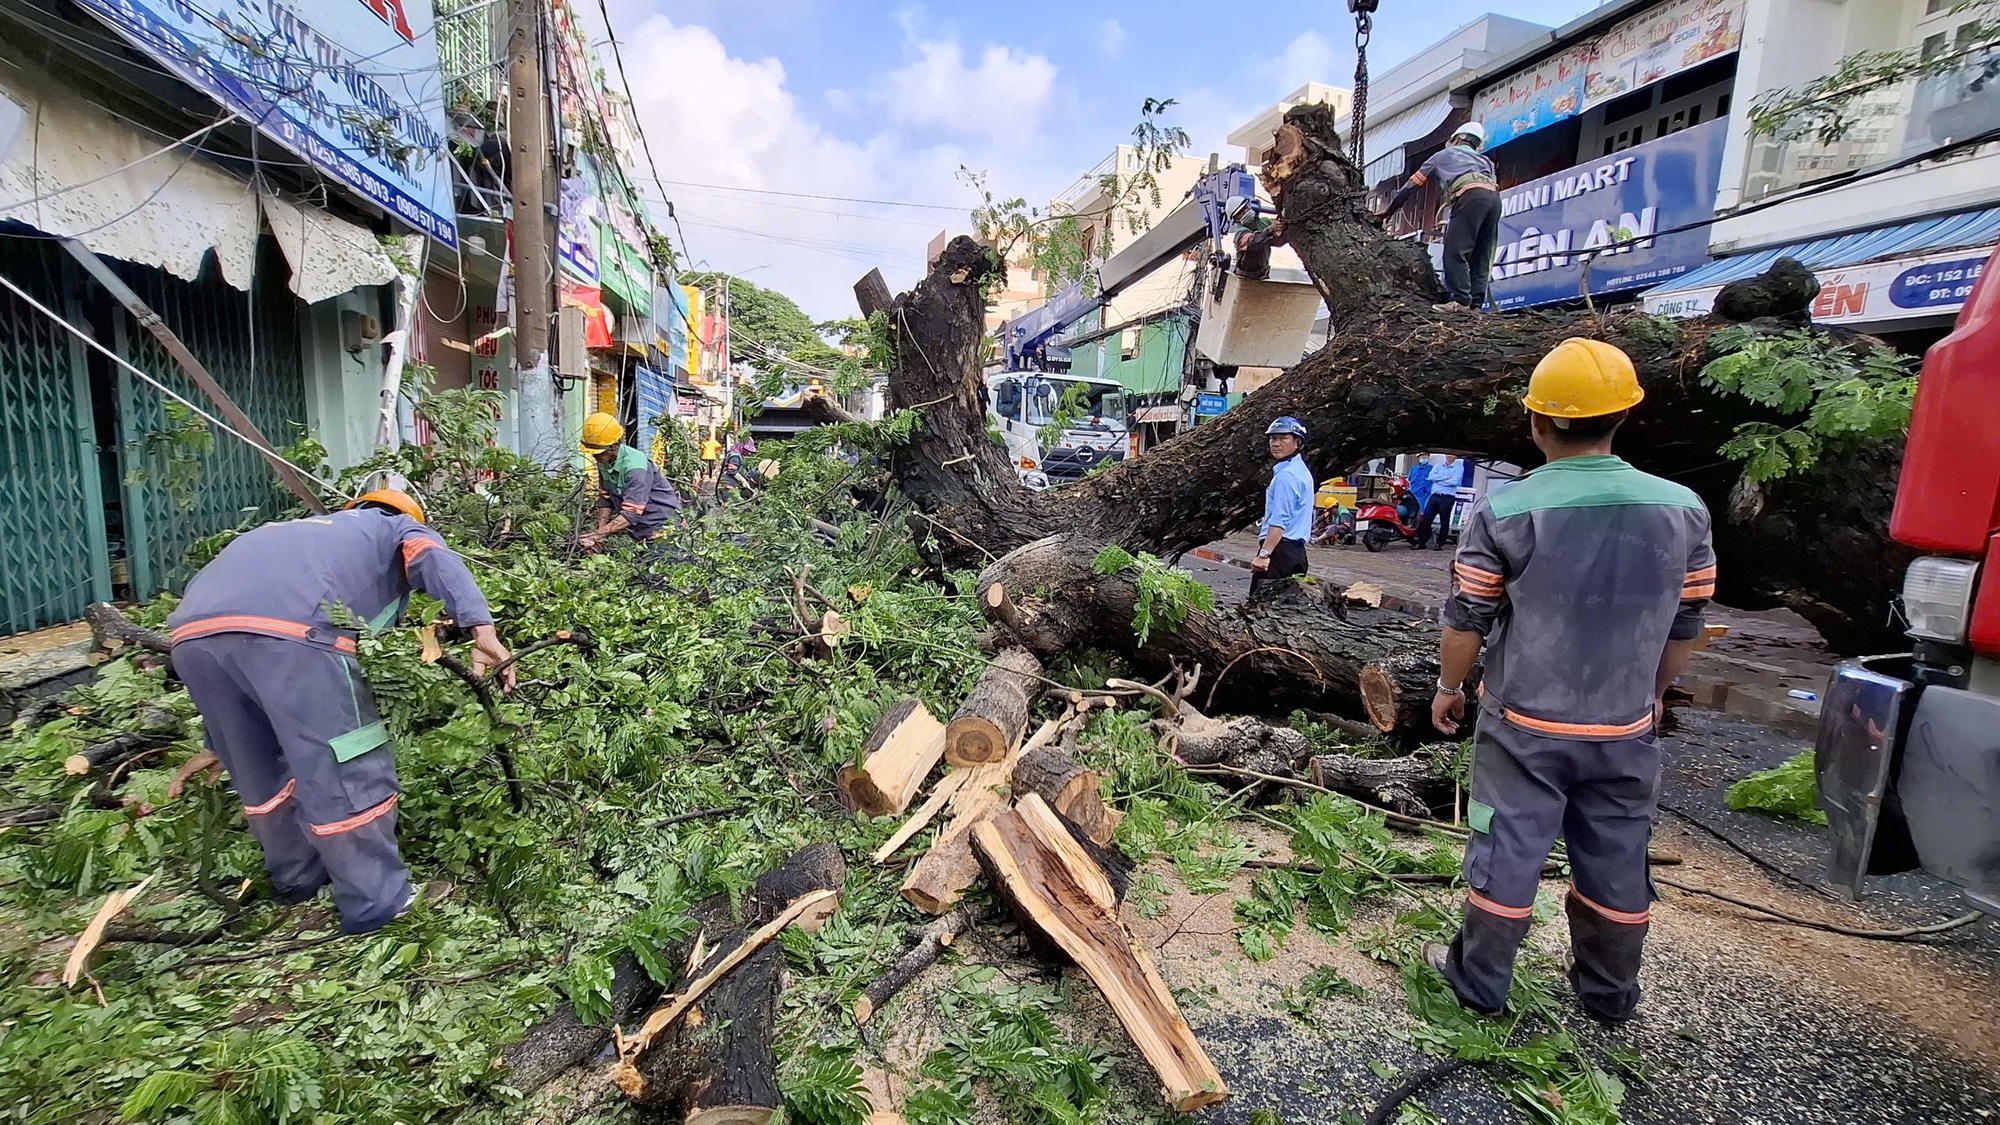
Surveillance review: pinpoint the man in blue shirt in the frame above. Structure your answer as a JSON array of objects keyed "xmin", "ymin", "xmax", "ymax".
[
  {"xmin": 1416, "ymin": 454, "xmax": 1466, "ymax": 550},
  {"xmin": 1252, "ymin": 416, "xmax": 1315, "ymax": 598}
]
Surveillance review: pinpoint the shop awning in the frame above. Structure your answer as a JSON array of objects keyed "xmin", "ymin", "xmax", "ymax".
[
  {"xmin": 1642, "ymin": 208, "xmax": 2000, "ymax": 324},
  {"xmin": 1361, "ymin": 90, "xmax": 1455, "ymax": 185}
]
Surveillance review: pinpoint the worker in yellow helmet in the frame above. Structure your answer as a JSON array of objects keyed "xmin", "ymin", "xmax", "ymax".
[
  {"xmin": 165, "ymin": 486, "xmax": 512, "ymax": 934},
  {"xmin": 1424, "ymin": 338, "xmax": 1716, "ymax": 1024},
  {"xmin": 579, "ymin": 412, "xmax": 684, "ymax": 551}
]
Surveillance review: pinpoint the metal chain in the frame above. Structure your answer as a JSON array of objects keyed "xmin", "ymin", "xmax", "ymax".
[{"xmin": 1350, "ymin": 7, "xmax": 1372, "ymax": 169}]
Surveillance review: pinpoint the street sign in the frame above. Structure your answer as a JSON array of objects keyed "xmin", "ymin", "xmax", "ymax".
[{"xmin": 1194, "ymin": 393, "xmax": 1228, "ymax": 417}]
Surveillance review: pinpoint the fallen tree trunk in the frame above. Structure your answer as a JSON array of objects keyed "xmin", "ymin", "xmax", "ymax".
[
  {"xmin": 973, "ymin": 795, "xmax": 1227, "ymax": 1112},
  {"xmin": 500, "ymin": 951, "xmax": 663, "ymax": 1096},
  {"xmin": 946, "ymin": 648, "xmax": 1040, "ymax": 766},
  {"xmin": 838, "ymin": 698, "xmax": 947, "ymax": 817},
  {"xmin": 979, "ymin": 535, "xmax": 1442, "ymax": 731},
  {"xmin": 86, "ymin": 602, "xmax": 172, "ymax": 655},
  {"xmin": 879, "ymin": 125, "xmax": 1910, "ymax": 655}
]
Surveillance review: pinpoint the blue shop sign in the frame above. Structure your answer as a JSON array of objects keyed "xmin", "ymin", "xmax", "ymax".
[
  {"xmin": 1487, "ymin": 117, "xmax": 1726, "ymax": 310},
  {"xmin": 1889, "ymin": 254, "xmax": 1987, "ymax": 310},
  {"xmin": 1194, "ymin": 393, "xmax": 1228, "ymax": 417}
]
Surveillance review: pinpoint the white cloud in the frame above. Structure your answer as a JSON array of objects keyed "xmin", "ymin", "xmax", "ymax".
[
  {"xmin": 594, "ymin": 12, "xmax": 1073, "ymax": 319},
  {"xmin": 1100, "ymin": 19, "xmax": 1126, "ymax": 60},
  {"xmin": 1273, "ymin": 30, "xmax": 1338, "ymax": 92},
  {"xmin": 871, "ymin": 38, "xmax": 1058, "ymax": 144}
]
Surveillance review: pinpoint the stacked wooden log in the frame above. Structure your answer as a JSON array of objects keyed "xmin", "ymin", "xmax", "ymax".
[{"xmin": 859, "ymin": 652, "xmax": 1227, "ymax": 1113}]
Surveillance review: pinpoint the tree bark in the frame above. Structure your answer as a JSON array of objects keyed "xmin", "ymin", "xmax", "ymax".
[
  {"xmin": 1013, "ymin": 745, "xmax": 1120, "ymax": 846},
  {"xmin": 501, "ymin": 951, "xmax": 664, "ymax": 1096},
  {"xmin": 883, "ymin": 107, "xmax": 1911, "ymax": 655},
  {"xmin": 979, "ymin": 535, "xmax": 1444, "ymax": 732},
  {"xmin": 945, "ymin": 648, "xmax": 1040, "ymax": 766},
  {"xmin": 853, "ymin": 908, "xmax": 972, "ymax": 1025}
]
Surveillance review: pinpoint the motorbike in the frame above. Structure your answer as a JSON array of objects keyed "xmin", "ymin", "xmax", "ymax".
[{"xmin": 1353, "ymin": 495, "xmax": 1424, "ymax": 552}]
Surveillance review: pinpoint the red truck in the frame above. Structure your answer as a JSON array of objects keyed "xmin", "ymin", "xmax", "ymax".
[{"xmin": 1816, "ymin": 242, "xmax": 2000, "ymax": 914}]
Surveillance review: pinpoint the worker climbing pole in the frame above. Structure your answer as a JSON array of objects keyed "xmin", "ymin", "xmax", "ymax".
[{"xmin": 1348, "ymin": 0, "xmax": 1378, "ymax": 169}]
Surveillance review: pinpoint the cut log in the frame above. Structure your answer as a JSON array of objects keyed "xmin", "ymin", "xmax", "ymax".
[
  {"xmin": 612, "ymin": 845, "xmax": 846, "ymax": 1111},
  {"xmin": 64, "ymin": 731, "xmax": 179, "ymax": 777},
  {"xmin": 853, "ymin": 908, "xmax": 971, "ymax": 1025},
  {"xmin": 972, "ymin": 805, "xmax": 1227, "ymax": 1111},
  {"xmin": 838, "ymin": 699, "xmax": 948, "ymax": 817},
  {"xmin": 499, "ymin": 951, "xmax": 664, "ymax": 1095},
  {"xmin": 1310, "ymin": 752, "xmax": 1449, "ymax": 818},
  {"xmin": 1013, "ymin": 745, "xmax": 1120, "ymax": 847},
  {"xmin": 982, "ymin": 582, "xmax": 1025, "ymax": 633},
  {"xmin": 945, "ymin": 648, "xmax": 1041, "ymax": 766},
  {"xmin": 85, "ymin": 602, "xmax": 172, "ymax": 655},
  {"xmin": 900, "ymin": 745, "xmax": 1021, "ymax": 914},
  {"xmin": 872, "ymin": 769, "xmax": 974, "ymax": 863}
]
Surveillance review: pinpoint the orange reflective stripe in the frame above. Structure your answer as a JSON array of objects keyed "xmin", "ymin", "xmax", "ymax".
[
  {"xmin": 243, "ymin": 778, "xmax": 296, "ymax": 816},
  {"xmin": 1467, "ymin": 891, "xmax": 1532, "ymax": 920},
  {"xmin": 1455, "ymin": 561, "xmax": 1503, "ymax": 585},
  {"xmin": 1682, "ymin": 583, "xmax": 1715, "ymax": 599},
  {"xmin": 620, "ymin": 501, "xmax": 645, "ymax": 513},
  {"xmin": 308, "ymin": 794, "xmax": 399, "ymax": 836},
  {"xmin": 1570, "ymin": 888, "xmax": 1649, "ymax": 925},
  {"xmin": 401, "ymin": 537, "xmax": 440, "ymax": 568},
  {"xmin": 1685, "ymin": 566, "xmax": 1717, "ymax": 582},
  {"xmin": 1503, "ymin": 708, "xmax": 1654, "ymax": 738},
  {"xmin": 1409, "ymin": 171, "xmax": 1429, "ymax": 186},
  {"xmin": 170, "ymin": 616, "xmax": 357, "ymax": 654}
]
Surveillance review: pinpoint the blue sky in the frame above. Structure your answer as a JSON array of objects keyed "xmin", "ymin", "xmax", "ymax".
[{"xmin": 586, "ymin": 0, "xmax": 1606, "ymax": 318}]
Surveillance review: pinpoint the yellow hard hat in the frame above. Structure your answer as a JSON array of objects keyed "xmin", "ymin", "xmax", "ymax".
[
  {"xmin": 1522, "ymin": 338, "xmax": 1644, "ymax": 419},
  {"xmin": 581, "ymin": 412, "xmax": 624, "ymax": 452},
  {"xmin": 346, "ymin": 488, "xmax": 426, "ymax": 523}
]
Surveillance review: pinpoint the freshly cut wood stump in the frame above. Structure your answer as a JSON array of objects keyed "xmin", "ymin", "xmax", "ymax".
[
  {"xmin": 899, "ymin": 747, "xmax": 1020, "ymax": 914},
  {"xmin": 973, "ymin": 796, "xmax": 1228, "ymax": 1112},
  {"xmin": 838, "ymin": 699, "xmax": 948, "ymax": 817},
  {"xmin": 945, "ymin": 647, "xmax": 1041, "ymax": 766},
  {"xmin": 1013, "ymin": 745, "xmax": 1120, "ymax": 846}
]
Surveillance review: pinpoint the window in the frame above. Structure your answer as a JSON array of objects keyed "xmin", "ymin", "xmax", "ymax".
[{"xmin": 1120, "ymin": 328, "xmax": 1140, "ymax": 361}]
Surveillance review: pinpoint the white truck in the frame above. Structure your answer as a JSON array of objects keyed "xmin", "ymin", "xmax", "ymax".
[{"xmin": 984, "ymin": 371, "xmax": 1130, "ymax": 488}]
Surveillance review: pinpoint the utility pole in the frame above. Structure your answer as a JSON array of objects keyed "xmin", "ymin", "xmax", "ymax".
[{"xmin": 507, "ymin": 0, "xmax": 558, "ymax": 464}]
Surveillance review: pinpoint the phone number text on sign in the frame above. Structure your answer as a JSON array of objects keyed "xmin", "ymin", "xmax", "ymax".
[{"xmin": 1892, "ymin": 256, "xmax": 1986, "ymax": 310}]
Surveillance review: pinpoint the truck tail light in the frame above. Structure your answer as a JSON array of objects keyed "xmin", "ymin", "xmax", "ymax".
[{"xmin": 1904, "ymin": 558, "xmax": 1981, "ymax": 643}]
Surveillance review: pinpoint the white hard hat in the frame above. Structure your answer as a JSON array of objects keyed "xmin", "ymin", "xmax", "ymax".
[
  {"xmin": 1225, "ymin": 194, "xmax": 1255, "ymax": 221},
  {"xmin": 1454, "ymin": 120, "xmax": 1488, "ymax": 148}
]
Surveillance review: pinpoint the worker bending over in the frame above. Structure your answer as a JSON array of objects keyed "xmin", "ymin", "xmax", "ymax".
[
  {"xmin": 168, "ymin": 489, "xmax": 514, "ymax": 935},
  {"xmin": 1427, "ymin": 339, "xmax": 1715, "ymax": 1023},
  {"xmin": 579, "ymin": 412, "xmax": 684, "ymax": 551},
  {"xmin": 1381, "ymin": 121, "xmax": 1501, "ymax": 310},
  {"xmin": 1251, "ymin": 416, "xmax": 1314, "ymax": 597}
]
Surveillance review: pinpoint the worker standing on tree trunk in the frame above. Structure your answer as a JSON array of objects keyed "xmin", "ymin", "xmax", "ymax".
[
  {"xmin": 1425, "ymin": 339, "xmax": 1716, "ymax": 1024},
  {"xmin": 1250, "ymin": 416, "xmax": 1314, "ymax": 598},
  {"xmin": 579, "ymin": 412, "xmax": 684, "ymax": 550},
  {"xmin": 1380, "ymin": 121, "xmax": 1500, "ymax": 311},
  {"xmin": 166, "ymin": 489, "xmax": 515, "ymax": 935}
]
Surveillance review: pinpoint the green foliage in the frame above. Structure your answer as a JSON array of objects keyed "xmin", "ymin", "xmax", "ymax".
[
  {"xmin": 1726, "ymin": 750, "xmax": 1827, "ymax": 826},
  {"xmin": 1280, "ymin": 965, "xmax": 1367, "ymax": 1024},
  {"xmin": 783, "ymin": 1044, "xmax": 873, "ymax": 1125},
  {"xmin": 1699, "ymin": 327, "xmax": 1916, "ymax": 483},
  {"xmin": 1402, "ymin": 963, "xmax": 1628, "ymax": 1125},
  {"xmin": 125, "ymin": 401, "xmax": 217, "ymax": 512},
  {"xmin": 903, "ymin": 967, "xmax": 1116, "ymax": 1125},
  {"xmin": 1090, "ymin": 546, "xmax": 1216, "ymax": 645},
  {"xmin": 1751, "ymin": 2, "xmax": 1999, "ymax": 145},
  {"xmin": 683, "ymin": 270, "xmax": 852, "ymax": 379}
]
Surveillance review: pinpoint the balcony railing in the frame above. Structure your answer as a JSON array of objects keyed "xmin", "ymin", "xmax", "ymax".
[{"xmin": 1052, "ymin": 148, "xmax": 1144, "ymax": 212}]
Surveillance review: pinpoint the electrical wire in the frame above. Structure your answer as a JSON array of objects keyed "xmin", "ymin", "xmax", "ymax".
[
  {"xmin": 0, "ymin": 267, "xmax": 349, "ymax": 498},
  {"xmin": 0, "ymin": 114, "xmax": 234, "ymax": 212},
  {"xmin": 645, "ymin": 176, "xmax": 970, "ymax": 213}
]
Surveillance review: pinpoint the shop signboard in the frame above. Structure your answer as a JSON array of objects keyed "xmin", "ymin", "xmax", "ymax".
[
  {"xmin": 1488, "ymin": 117, "xmax": 1726, "ymax": 310},
  {"xmin": 1585, "ymin": 0, "xmax": 1744, "ymax": 109},
  {"xmin": 75, "ymin": 0, "xmax": 457, "ymax": 246},
  {"xmin": 1643, "ymin": 247, "xmax": 1991, "ymax": 325},
  {"xmin": 1475, "ymin": 40, "xmax": 1594, "ymax": 148}
]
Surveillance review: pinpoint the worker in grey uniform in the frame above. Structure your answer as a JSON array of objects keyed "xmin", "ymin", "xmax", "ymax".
[
  {"xmin": 167, "ymin": 489, "xmax": 514, "ymax": 935},
  {"xmin": 1379, "ymin": 120, "xmax": 1501, "ymax": 310},
  {"xmin": 1425, "ymin": 338, "xmax": 1716, "ymax": 1023},
  {"xmin": 578, "ymin": 411, "xmax": 684, "ymax": 550}
]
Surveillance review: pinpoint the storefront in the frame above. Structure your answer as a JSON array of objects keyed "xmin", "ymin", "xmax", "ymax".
[{"xmin": 1642, "ymin": 207, "xmax": 2000, "ymax": 340}]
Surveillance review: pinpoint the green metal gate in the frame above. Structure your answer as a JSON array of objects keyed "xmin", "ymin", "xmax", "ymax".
[
  {"xmin": 0, "ymin": 237, "xmax": 310, "ymax": 636},
  {"xmin": 0, "ymin": 241, "xmax": 110, "ymax": 635},
  {"xmin": 113, "ymin": 243, "xmax": 309, "ymax": 596}
]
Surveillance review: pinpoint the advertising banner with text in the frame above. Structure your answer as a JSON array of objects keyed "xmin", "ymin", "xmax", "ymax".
[
  {"xmin": 77, "ymin": 0, "xmax": 456, "ymax": 247},
  {"xmin": 1644, "ymin": 247, "xmax": 1991, "ymax": 325}
]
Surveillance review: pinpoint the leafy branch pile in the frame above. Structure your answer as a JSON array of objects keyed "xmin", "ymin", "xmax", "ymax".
[{"xmin": 1699, "ymin": 326, "xmax": 1917, "ymax": 484}]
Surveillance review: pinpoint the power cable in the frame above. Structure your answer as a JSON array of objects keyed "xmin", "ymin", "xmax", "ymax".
[
  {"xmin": 0, "ymin": 114, "xmax": 234, "ymax": 212},
  {"xmin": 0, "ymin": 268, "xmax": 349, "ymax": 498}
]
